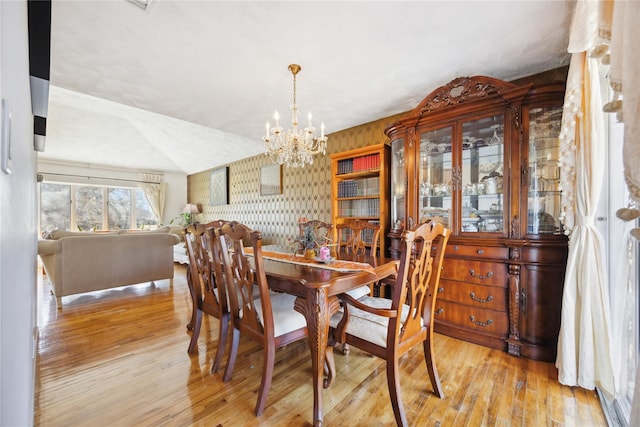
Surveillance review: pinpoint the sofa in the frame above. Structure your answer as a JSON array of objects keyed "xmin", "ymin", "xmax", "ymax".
[
  {"xmin": 38, "ymin": 227, "xmax": 181, "ymax": 308},
  {"xmin": 169, "ymin": 225, "xmax": 189, "ymax": 264}
]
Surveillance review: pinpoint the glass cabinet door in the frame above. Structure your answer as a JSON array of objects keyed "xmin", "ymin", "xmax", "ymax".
[
  {"xmin": 461, "ymin": 115, "xmax": 505, "ymax": 233},
  {"xmin": 390, "ymin": 138, "xmax": 405, "ymax": 228},
  {"xmin": 419, "ymin": 127, "xmax": 452, "ymax": 228},
  {"xmin": 528, "ymin": 106, "xmax": 563, "ymax": 234}
]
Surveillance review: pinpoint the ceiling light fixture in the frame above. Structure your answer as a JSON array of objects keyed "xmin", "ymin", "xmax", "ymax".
[
  {"xmin": 127, "ymin": 0, "xmax": 151, "ymax": 11},
  {"xmin": 263, "ymin": 64, "xmax": 327, "ymax": 168}
]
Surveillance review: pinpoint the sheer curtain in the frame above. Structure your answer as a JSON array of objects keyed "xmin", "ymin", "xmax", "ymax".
[
  {"xmin": 556, "ymin": 1, "xmax": 614, "ymax": 398},
  {"xmin": 138, "ymin": 173, "xmax": 167, "ymax": 224},
  {"xmin": 557, "ymin": 0, "xmax": 640, "ymax": 417},
  {"xmin": 611, "ymin": 218, "xmax": 638, "ymax": 421},
  {"xmin": 609, "ymin": 1, "xmax": 640, "ymax": 205},
  {"xmin": 608, "ymin": 1, "xmax": 640, "ymax": 423}
]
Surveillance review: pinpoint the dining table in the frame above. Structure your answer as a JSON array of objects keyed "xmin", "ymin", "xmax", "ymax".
[{"xmin": 250, "ymin": 246, "xmax": 399, "ymax": 427}]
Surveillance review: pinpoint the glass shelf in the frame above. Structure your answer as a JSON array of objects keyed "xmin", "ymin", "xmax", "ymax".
[
  {"xmin": 527, "ymin": 106, "xmax": 563, "ymax": 234},
  {"xmin": 415, "ymin": 115, "xmax": 507, "ymax": 234},
  {"xmin": 391, "ymin": 138, "xmax": 405, "ymax": 227},
  {"xmin": 460, "ymin": 114, "xmax": 504, "ymax": 233},
  {"xmin": 389, "ymin": 84, "xmax": 564, "ymax": 238},
  {"xmin": 419, "ymin": 127, "xmax": 452, "ymax": 227}
]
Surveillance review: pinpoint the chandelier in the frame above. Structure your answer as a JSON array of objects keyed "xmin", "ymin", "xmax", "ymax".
[{"xmin": 263, "ymin": 64, "xmax": 328, "ymax": 168}]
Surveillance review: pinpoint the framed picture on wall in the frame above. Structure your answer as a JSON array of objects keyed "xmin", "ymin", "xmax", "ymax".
[
  {"xmin": 260, "ymin": 164, "xmax": 283, "ymax": 196},
  {"xmin": 210, "ymin": 166, "xmax": 229, "ymax": 205}
]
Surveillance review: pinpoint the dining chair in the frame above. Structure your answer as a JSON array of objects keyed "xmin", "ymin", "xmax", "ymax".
[
  {"xmin": 335, "ymin": 219, "xmax": 393, "ymax": 297},
  {"xmin": 184, "ymin": 220, "xmax": 228, "ymax": 374},
  {"xmin": 214, "ymin": 221, "xmax": 308, "ymax": 416},
  {"xmin": 335, "ymin": 219, "xmax": 381, "ymax": 257},
  {"xmin": 330, "ymin": 220, "xmax": 450, "ymax": 427}
]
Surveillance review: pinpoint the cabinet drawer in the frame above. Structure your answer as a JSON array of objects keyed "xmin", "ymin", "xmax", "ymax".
[
  {"xmin": 521, "ymin": 245, "xmax": 568, "ymax": 264},
  {"xmin": 446, "ymin": 244, "xmax": 508, "ymax": 260},
  {"xmin": 441, "ymin": 259, "xmax": 507, "ymax": 286},
  {"xmin": 437, "ymin": 279, "xmax": 507, "ymax": 312},
  {"xmin": 434, "ymin": 300, "xmax": 508, "ymax": 336}
]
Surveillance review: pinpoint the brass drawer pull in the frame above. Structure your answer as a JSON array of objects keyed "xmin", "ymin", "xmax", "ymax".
[
  {"xmin": 469, "ymin": 269, "xmax": 493, "ymax": 279},
  {"xmin": 469, "ymin": 315, "xmax": 493, "ymax": 327},
  {"xmin": 435, "ymin": 308, "xmax": 444, "ymax": 315},
  {"xmin": 469, "ymin": 292, "xmax": 493, "ymax": 303}
]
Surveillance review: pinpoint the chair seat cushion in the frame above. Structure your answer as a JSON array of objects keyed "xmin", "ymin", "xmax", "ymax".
[
  {"xmin": 255, "ymin": 292, "xmax": 307, "ymax": 338},
  {"xmin": 344, "ymin": 285, "xmax": 370, "ymax": 300},
  {"xmin": 211, "ymin": 283, "xmax": 260, "ymax": 304},
  {"xmin": 330, "ymin": 296, "xmax": 414, "ymax": 348}
]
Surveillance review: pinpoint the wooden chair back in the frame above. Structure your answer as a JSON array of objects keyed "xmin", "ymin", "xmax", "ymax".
[
  {"xmin": 214, "ymin": 221, "xmax": 308, "ymax": 416},
  {"xmin": 216, "ymin": 222, "xmax": 265, "ymax": 337},
  {"xmin": 391, "ymin": 221, "xmax": 448, "ymax": 349},
  {"xmin": 332, "ymin": 220, "xmax": 450, "ymax": 426},
  {"xmin": 335, "ymin": 220, "xmax": 385, "ymax": 296},
  {"xmin": 335, "ymin": 219, "xmax": 381, "ymax": 257},
  {"xmin": 183, "ymin": 220, "xmax": 228, "ymax": 371}
]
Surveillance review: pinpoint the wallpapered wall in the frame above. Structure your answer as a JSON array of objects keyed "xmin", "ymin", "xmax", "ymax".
[{"xmin": 187, "ymin": 113, "xmax": 403, "ymax": 247}]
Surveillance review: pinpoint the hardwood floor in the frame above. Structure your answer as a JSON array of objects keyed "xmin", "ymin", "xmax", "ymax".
[{"xmin": 34, "ymin": 264, "xmax": 606, "ymax": 427}]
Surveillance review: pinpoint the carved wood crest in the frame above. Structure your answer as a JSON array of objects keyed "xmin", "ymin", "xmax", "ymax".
[{"xmin": 416, "ymin": 76, "xmax": 519, "ymax": 115}]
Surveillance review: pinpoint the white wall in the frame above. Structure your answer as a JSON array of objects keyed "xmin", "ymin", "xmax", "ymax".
[
  {"xmin": 162, "ymin": 171, "xmax": 187, "ymax": 224},
  {"xmin": 37, "ymin": 160, "xmax": 187, "ymax": 225},
  {"xmin": 0, "ymin": 1, "xmax": 38, "ymax": 425}
]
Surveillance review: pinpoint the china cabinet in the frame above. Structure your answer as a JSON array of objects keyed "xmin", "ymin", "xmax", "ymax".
[
  {"xmin": 385, "ymin": 76, "xmax": 567, "ymax": 361},
  {"xmin": 331, "ymin": 144, "xmax": 390, "ymax": 256}
]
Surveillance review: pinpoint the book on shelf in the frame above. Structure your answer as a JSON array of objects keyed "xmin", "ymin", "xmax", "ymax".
[
  {"xmin": 336, "ymin": 153, "xmax": 380, "ymax": 175},
  {"xmin": 337, "ymin": 177, "xmax": 380, "ymax": 198},
  {"xmin": 337, "ymin": 198, "xmax": 380, "ymax": 217}
]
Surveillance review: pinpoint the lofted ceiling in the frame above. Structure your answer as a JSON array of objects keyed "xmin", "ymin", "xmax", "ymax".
[{"xmin": 43, "ymin": 1, "xmax": 574, "ymax": 175}]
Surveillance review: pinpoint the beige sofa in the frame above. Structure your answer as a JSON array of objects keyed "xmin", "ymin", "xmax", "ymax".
[
  {"xmin": 38, "ymin": 227, "xmax": 181, "ymax": 308},
  {"xmin": 168, "ymin": 225, "xmax": 189, "ymax": 264}
]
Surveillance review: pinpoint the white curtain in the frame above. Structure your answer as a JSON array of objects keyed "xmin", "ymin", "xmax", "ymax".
[
  {"xmin": 609, "ymin": 1, "xmax": 640, "ymax": 204},
  {"xmin": 138, "ymin": 173, "xmax": 167, "ymax": 224},
  {"xmin": 608, "ymin": 1, "xmax": 640, "ymax": 423},
  {"xmin": 611, "ymin": 221, "xmax": 638, "ymax": 419},
  {"xmin": 556, "ymin": 1, "xmax": 614, "ymax": 399}
]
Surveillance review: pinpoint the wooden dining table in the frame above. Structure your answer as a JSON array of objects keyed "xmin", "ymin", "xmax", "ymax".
[{"xmin": 254, "ymin": 247, "xmax": 398, "ymax": 427}]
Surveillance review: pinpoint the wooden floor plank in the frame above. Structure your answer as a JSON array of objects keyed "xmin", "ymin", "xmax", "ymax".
[{"xmin": 34, "ymin": 265, "xmax": 607, "ymax": 426}]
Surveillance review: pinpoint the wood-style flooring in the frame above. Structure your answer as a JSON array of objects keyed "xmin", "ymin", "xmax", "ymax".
[{"xmin": 34, "ymin": 264, "xmax": 606, "ymax": 426}]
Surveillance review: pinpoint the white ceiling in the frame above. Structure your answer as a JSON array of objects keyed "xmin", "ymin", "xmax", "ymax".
[{"xmin": 44, "ymin": 1, "xmax": 574, "ymax": 175}]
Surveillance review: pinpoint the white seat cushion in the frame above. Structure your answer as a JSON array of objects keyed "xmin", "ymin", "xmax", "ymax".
[
  {"xmin": 344, "ymin": 285, "xmax": 371, "ymax": 300},
  {"xmin": 330, "ymin": 296, "xmax": 414, "ymax": 348},
  {"xmin": 255, "ymin": 292, "xmax": 307, "ymax": 338},
  {"xmin": 211, "ymin": 283, "xmax": 260, "ymax": 303}
]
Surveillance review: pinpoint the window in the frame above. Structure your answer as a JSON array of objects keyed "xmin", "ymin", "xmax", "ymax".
[
  {"xmin": 596, "ymin": 74, "xmax": 639, "ymax": 426},
  {"xmin": 76, "ymin": 186, "xmax": 103, "ymax": 231},
  {"xmin": 602, "ymin": 113, "xmax": 639, "ymax": 426},
  {"xmin": 40, "ymin": 183, "xmax": 158, "ymax": 234},
  {"xmin": 108, "ymin": 188, "xmax": 132, "ymax": 230},
  {"xmin": 40, "ymin": 183, "xmax": 71, "ymax": 233},
  {"xmin": 135, "ymin": 189, "xmax": 156, "ymax": 229}
]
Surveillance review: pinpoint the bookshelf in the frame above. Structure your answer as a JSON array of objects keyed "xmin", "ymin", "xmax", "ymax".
[{"xmin": 330, "ymin": 143, "xmax": 390, "ymax": 256}]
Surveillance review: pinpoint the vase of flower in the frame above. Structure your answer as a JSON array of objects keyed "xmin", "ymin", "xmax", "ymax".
[{"xmin": 294, "ymin": 221, "xmax": 319, "ymax": 259}]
